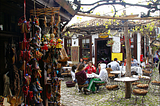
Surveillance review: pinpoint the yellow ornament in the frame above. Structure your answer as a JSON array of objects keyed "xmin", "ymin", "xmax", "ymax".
[{"xmin": 56, "ymin": 38, "xmax": 63, "ymax": 49}]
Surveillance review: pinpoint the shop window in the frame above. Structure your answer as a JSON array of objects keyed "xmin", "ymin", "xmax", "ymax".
[
  {"xmin": 82, "ymin": 39, "xmax": 90, "ymax": 49},
  {"xmin": 81, "ymin": 38, "xmax": 90, "ymax": 60},
  {"xmin": 65, "ymin": 39, "xmax": 71, "ymax": 60}
]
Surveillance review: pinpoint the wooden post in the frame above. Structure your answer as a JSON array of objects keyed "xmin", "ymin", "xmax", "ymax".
[{"xmin": 124, "ymin": 19, "xmax": 132, "ymax": 98}]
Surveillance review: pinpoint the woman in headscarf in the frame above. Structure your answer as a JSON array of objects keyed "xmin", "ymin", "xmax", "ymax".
[{"xmin": 87, "ymin": 63, "xmax": 108, "ymax": 93}]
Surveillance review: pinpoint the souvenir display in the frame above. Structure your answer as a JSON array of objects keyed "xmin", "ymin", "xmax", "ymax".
[{"xmin": 2, "ymin": 3, "xmax": 67, "ymax": 105}]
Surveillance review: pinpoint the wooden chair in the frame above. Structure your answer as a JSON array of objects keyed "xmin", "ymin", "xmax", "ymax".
[
  {"xmin": 132, "ymin": 88, "xmax": 148, "ymax": 105},
  {"xmin": 106, "ymin": 68, "xmax": 115, "ymax": 84},
  {"xmin": 151, "ymin": 80, "xmax": 160, "ymax": 94},
  {"xmin": 95, "ymin": 82, "xmax": 107, "ymax": 89},
  {"xmin": 106, "ymin": 68, "xmax": 115, "ymax": 78},
  {"xmin": 142, "ymin": 69, "xmax": 152, "ymax": 77},
  {"xmin": 106, "ymin": 84, "xmax": 119, "ymax": 101},
  {"xmin": 78, "ymin": 84, "xmax": 89, "ymax": 94},
  {"xmin": 132, "ymin": 78, "xmax": 151, "ymax": 105}
]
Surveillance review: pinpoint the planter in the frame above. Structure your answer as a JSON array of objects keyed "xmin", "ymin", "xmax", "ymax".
[{"xmin": 83, "ymin": 58, "xmax": 89, "ymax": 60}]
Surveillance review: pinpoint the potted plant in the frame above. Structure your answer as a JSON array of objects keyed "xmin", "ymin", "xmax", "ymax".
[
  {"xmin": 106, "ymin": 39, "xmax": 115, "ymax": 46},
  {"xmin": 83, "ymin": 56, "xmax": 89, "ymax": 60},
  {"xmin": 68, "ymin": 55, "xmax": 71, "ymax": 60}
]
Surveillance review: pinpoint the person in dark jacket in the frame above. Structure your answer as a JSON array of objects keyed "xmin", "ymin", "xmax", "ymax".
[{"xmin": 75, "ymin": 63, "xmax": 88, "ymax": 85}]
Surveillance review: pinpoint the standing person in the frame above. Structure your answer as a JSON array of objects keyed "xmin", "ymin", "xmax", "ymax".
[
  {"xmin": 84, "ymin": 61, "xmax": 96, "ymax": 74},
  {"xmin": 71, "ymin": 65, "xmax": 77, "ymax": 83},
  {"xmin": 87, "ymin": 63, "xmax": 108, "ymax": 93},
  {"xmin": 153, "ymin": 51, "xmax": 159, "ymax": 63},
  {"xmin": 124, "ymin": 59, "xmax": 127, "ymax": 66},
  {"xmin": 107, "ymin": 58, "xmax": 120, "ymax": 71},
  {"xmin": 75, "ymin": 63, "xmax": 88, "ymax": 85},
  {"xmin": 131, "ymin": 57, "xmax": 138, "ymax": 67}
]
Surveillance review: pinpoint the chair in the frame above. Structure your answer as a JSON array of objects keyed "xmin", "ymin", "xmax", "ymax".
[
  {"xmin": 106, "ymin": 68, "xmax": 115, "ymax": 84},
  {"xmin": 78, "ymin": 84, "xmax": 89, "ymax": 94},
  {"xmin": 142, "ymin": 69, "xmax": 152, "ymax": 77},
  {"xmin": 132, "ymin": 88, "xmax": 148, "ymax": 105},
  {"xmin": 95, "ymin": 82, "xmax": 107, "ymax": 90},
  {"xmin": 106, "ymin": 84, "xmax": 119, "ymax": 101},
  {"xmin": 151, "ymin": 80, "xmax": 160, "ymax": 94},
  {"xmin": 106, "ymin": 68, "xmax": 115, "ymax": 78},
  {"xmin": 132, "ymin": 78, "xmax": 151, "ymax": 105}
]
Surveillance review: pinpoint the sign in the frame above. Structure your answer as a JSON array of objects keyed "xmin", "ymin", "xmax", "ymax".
[
  {"xmin": 111, "ymin": 53, "xmax": 123, "ymax": 61},
  {"xmin": 98, "ymin": 32, "xmax": 109, "ymax": 38}
]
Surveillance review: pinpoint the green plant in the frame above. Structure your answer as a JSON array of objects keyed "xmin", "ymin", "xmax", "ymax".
[{"xmin": 107, "ymin": 39, "xmax": 115, "ymax": 46}]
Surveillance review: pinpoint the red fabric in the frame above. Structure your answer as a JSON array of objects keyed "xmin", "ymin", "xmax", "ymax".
[
  {"xmin": 140, "ymin": 54, "xmax": 143, "ymax": 62},
  {"xmin": 123, "ymin": 36, "xmax": 131, "ymax": 46},
  {"xmin": 124, "ymin": 62, "xmax": 126, "ymax": 66},
  {"xmin": 99, "ymin": 69, "xmax": 100, "ymax": 73},
  {"xmin": 84, "ymin": 65, "xmax": 96, "ymax": 74}
]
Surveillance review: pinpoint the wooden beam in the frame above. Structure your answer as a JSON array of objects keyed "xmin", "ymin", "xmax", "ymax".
[
  {"xmin": 76, "ymin": 13, "xmax": 160, "ymax": 20},
  {"xmin": 55, "ymin": 0, "xmax": 76, "ymax": 16}
]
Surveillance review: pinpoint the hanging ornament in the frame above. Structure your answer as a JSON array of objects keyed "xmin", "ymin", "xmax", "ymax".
[{"xmin": 56, "ymin": 38, "xmax": 62, "ymax": 49}]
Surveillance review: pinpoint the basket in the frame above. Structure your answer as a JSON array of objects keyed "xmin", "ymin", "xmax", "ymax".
[{"xmin": 66, "ymin": 81, "xmax": 75, "ymax": 87}]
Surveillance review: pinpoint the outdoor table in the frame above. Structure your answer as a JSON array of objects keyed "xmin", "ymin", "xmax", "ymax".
[
  {"xmin": 86, "ymin": 73, "xmax": 94, "ymax": 78},
  {"xmin": 132, "ymin": 75, "xmax": 150, "ymax": 80},
  {"xmin": 114, "ymin": 77, "xmax": 139, "ymax": 99},
  {"xmin": 110, "ymin": 71, "xmax": 126, "ymax": 75},
  {"xmin": 120, "ymin": 66, "xmax": 143, "ymax": 76},
  {"xmin": 62, "ymin": 67, "xmax": 72, "ymax": 69},
  {"xmin": 61, "ymin": 67, "xmax": 72, "ymax": 76},
  {"xmin": 114, "ymin": 77, "xmax": 139, "ymax": 82},
  {"xmin": 110, "ymin": 71, "xmax": 125, "ymax": 78}
]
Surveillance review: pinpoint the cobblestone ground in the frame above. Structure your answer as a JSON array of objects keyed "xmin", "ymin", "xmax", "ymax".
[{"xmin": 60, "ymin": 68, "xmax": 160, "ymax": 106}]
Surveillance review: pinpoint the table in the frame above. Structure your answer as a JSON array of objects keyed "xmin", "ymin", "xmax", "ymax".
[
  {"xmin": 120, "ymin": 66, "xmax": 143, "ymax": 76},
  {"xmin": 62, "ymin": 67, "xmax": 72, "ymax": 69},
  {"xmin": 61, "ymin": 67, "xmax": 72, "ymax": 76},
  {"xmin": 114, "ymin": 77, "xmax": 139, "ymax": 82},
  {"xmin": 110, "ymin": 71, "xmax": 125, "ymax": 78},
  {"xmin": 114, "ymin": 77, "xmax": 139, "ymax": 99},
  {"xmin": 132, "ymin": 75, "xmax": 150, "ymax": 80},
  {"xmin": 110, "ymin": 71, "xmax": 126, "ymax": 75},
  {"xmin": 86, "ymin": 73, "xmax": 94, "ymax": 78}
]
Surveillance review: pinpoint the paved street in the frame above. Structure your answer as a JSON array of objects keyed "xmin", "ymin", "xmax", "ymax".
[{"xmin": 60, "ymin": 68, "xmax": 160, "ymax": 106}]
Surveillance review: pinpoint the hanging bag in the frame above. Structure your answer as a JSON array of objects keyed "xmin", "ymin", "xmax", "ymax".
[{"xmin": 58, "ymin": 47, "xmax": 68, "ymax": 62}]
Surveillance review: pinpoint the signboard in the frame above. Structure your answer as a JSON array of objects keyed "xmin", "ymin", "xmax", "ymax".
[
  {"xmin": 111, "ymin": 53, "xmax": 123, "ymax": 61},
  {"xmin": 98, "ymin": 32, "xmax": 109, "ymax": 38}
]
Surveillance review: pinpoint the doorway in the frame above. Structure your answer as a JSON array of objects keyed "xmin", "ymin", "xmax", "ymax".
[{"xmin": 95, "ymin": 38, "xmax": 112, "ymax": 66}]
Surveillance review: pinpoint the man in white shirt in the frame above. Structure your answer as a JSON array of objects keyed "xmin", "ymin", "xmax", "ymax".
[
  {"xmin": 131, "ymin": 58, "xmax": 138, "ymax": 67},
  {"xmin": 87, "ymin": 63, "xmax": 108, "ymax": 93},
  {"xmin": 107, "ymin": 58, "xmax": 120, "ymax": 71}
]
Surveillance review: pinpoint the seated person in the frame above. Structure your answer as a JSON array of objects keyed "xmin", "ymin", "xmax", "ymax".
[
  {"xmin": 87, "ymin": 63, "xmax": 108, "ymax": 93},
  {"xmin": 107, "ymin": 58, "xmax": 120, "ymax": 71},
  {"xmin": 96, "ymin": 63, "xmax": 101, "ymax": 75},
  {"xmin": 131, "ymin": 57, "xmax": 138, "ymax": 67},
  {"xmin": 75, "ymin": 63, "xmax": 88, "ymax": 85},
  {"xmin": 84, "ymin": 61, "xmax": 96, "ymax": 74},
  {"xmin": 71, "ymin": 65, "xmax": 77, "ymax": 83},
  {"xmin": 84, "ymin": 60, "xmax": 88, "ymax": 67}
]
